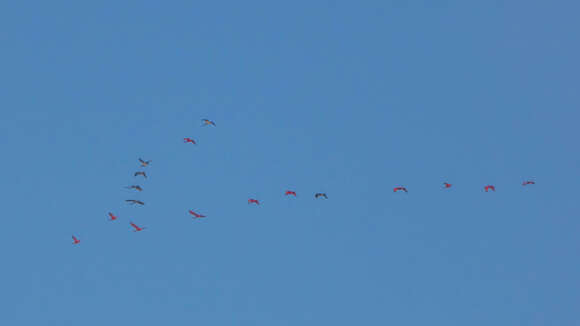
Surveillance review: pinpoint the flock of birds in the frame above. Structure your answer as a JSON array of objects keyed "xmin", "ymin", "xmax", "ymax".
[{"xmin": 70, "ymin": 118, "xmax": 536, "ymax": 245}]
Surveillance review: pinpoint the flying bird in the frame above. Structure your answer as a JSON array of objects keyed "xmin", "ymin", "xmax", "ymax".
[
  {"xmin": 443, "ymin": 182, "xmax": 452, "ymax": 188},
  {"xmin": 314, "ymin": 193, "xmax": 328, "ymax": 199},
  {"xmin": 130, "ymin": 222, "xmax": 145, "ymax": 232},
  {"xmin": 108, "ymin": 212, "xmax": 118, "ymax": 221},
  {"xmin": 248, "ymin": 199, "xmax": 260, "ymax": 205},
  {"xmin": 72, "ymin": 235, "xmax": 80, "ymax": 244},
  {"xmin": 126, "ymin": 199, "xmax": 145, "ymax": 205},
  {"xmin": 134, "ymin": 171, "xmax": 147, "ymax": 178},
  {"xmin": 189, "ymin": 210, "xmax": 206, "ymax": 218},
  {"xmin": 126, "ymin": 185, "xmax": 143, "ymax": 192},
  {"xmin": 138, "ymin": 158, "xmax": 151, "ymax": 167},
  {"xmin": 484, "ymin": 185, "xmax": 495, "ymax": 192},
  {"xmin": 201, "ymin": 119, "xmax": 216, "ymax": 126},
  {"xmin": 393, "ymin": 186, "xmax": 408, "ymax": 193},
  {"xmin": 522, "ymin": 180, "xmax": 535, "ymax": 186},
  {"xmin": 184, "ymin": 138, "xmax": 197, "ymax": 144},
  {"xmin": 285, "ymin": 190, "xmax": 297, "ymax": 196}
]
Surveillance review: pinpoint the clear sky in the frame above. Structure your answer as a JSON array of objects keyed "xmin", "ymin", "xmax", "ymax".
[{"xmin": 1, "ymin": 1, "xmax": 579, "ymax": 325}]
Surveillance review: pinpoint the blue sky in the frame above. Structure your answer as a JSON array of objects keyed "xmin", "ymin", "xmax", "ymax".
[{"xmin": 1, "ymin": 1, "xmax": 579, "ymax": 325}]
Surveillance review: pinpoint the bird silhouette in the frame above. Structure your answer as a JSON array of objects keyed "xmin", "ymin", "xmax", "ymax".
[
  {"xmin": 138, "ymin": 158, "xmax": 151, "ymax": 167},
  {"xmin": 126, "ymin": 185, "xmax": 143, "ymax": 192},
  {"xmin": 130, "ymin": 222, "xmax": 145, "ymax": 232},
  {"xmin": 72, "ymin": 235, "xmax": 80, "ymax": 244},
  {"xmin": 484, "ymin": 185, "xmax": 495, "ymax": 192},
  {"xmin": 394, "ymin": 186, "xmax": 408, "ymax": 193},
  {"xmin": 248, "ymin": 199, "xmax": 260, "ymax": 205},
  {"xmin": 285, "ymin": 190, "xmax": 297, "ymax": 196},
  {"xmin": 126, "ymin": 199, "xmax": 145, "ymax": 205},
  {"xmin": 134, "ymin": 171, "xmax": 147, "ymax": 178},
  {"xmin": 201, "ymin": 119, "xmax": 216, "ymax": 126},
  {"xmin": 189, "ymin": 210, "xmax": 206, "ymax": 218},
  {"xmin": 315, "ymin": 193, "xmax": 328, "ymax": 199}
]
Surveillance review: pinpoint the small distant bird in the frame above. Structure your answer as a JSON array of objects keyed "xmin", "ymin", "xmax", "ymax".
[
  {"xmin": 108, "ymin": 212, "xmax": 118, "ymax": 221},
  {"xmin": 126, "ymin": 199, "xmax": 145, "ymax": 205},
  {"xmin": 314, "ymin": 193, "xmax": 328, "ymax": 199},
  {"xmin": 484, "ymin": 185, "xmax": 495, "ymax": 192},
  {"xmin": 72, "ymin": 235, "xmax": 80, "ymax": 244},
  {"xmin": 138, "ymin": 158, "xmax": 152, "ymax": 167},
  {"xmin": 130, "ymin": 222, "xmax": 145, "ymax": 232},
  {"xmin": 443, "ymin": 182, "xmax": 452, "ymax": 188},
  {"xmin": 134, "ymin": 171, "xmax": 147, "ymax": 178},
  {"xmin": 522, "ymin": 180, "xmax": 535, "ymax": 186},
  {"xmin": 189, "ymin": 210, "xmax": 206, "ymax": 218},
  {"xmin": 394, "ymin": 186, "xmax": 408, "ymax": 193},
  {"xmin": 126, "ymin": 185, "xmax": 143, "ymax": 192},
  {"xmin": 285, "ymin": 190, "xmax": 297, "ymax": 196},
  {"xmin": 248, "ymin": 199, "xmax": 260, "ymax": 205},
  {"xmin": 201, "ymin": 119, "xmax": 216, "ymax": 126},
  {"xmin": 184, "ymin": 138, "xmax": 196, "ymax": 144}
]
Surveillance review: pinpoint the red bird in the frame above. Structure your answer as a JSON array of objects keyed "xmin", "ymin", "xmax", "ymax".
[
  {"xmin": 443, "ymin": 182, "xmax": 452, "ymax": 188},
  {"xmin": 108, "ymin": 212, "xmax": 118, "ymax": 221},
  {"xmin": 522, "ymin": 180, "xmax": 535, "ymax": 186},
  {"xmin": 248, "ymin": 199, "xmax": 260, "ymax": 205},
  {"xmin": 285, "ymin": 190, "xmax": 296, "ymax": 196},
  {"xmin": 72, "ymin": 235, "xmax": 80, "ymax": 244},
  {"xmin": 484, "ymin": 185, "xmax": 495, "ymax": 192},
  {"xmin": 184, "ymin": 138, "xmax": 196, "ymax": 144},
  {"xmin": 394, "ymin": 186, "xmax": 408, "ymax": 193},
  {"xmin": 189, "ymin": 210, "xmax": 206, "ymax": 218},
  {"xmin": 130, "ymin": 222, "xmax": 146, "ymax": 232}
]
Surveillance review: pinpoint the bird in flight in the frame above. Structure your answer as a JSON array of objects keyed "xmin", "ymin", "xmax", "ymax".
[
  {"xmin": 126, "ymin": 199, "xmax": 145, "ymax": 205},
  {"xmin": 484, "ymin": 185, "xmax": 495, "ymax": 192},
  {"xmin": 285, "ymin": 190, "xmax": 297, "ymax": 196},
  {"xmin": 138, "ymin": 158, "xmax": 152, "ymax": 167},
  {"xmin": 126, "ymin": 185, "xmax": 143, "ymax": 192},
  {"xmin": 522, "ymin": 180, "xmax": 535, "ymax": 186},
  {"xmin": 184, "ymin": 138, "xmax": 197, "ymax": 144},
  {"xmin": 72, "ymin": 235, "xmax": 80, "ymax": 245},
  {"xmin": 314, "ymin": 193, "xmax": 328, "ymax": 199},
  {"xmin": 394, "ymin": 186, "xmax": 408, "ymax": 193},
  {"xmin": 443, "ymin": 182, "xmax": 452, "ymax": 188},
  {"xmin": 201, "ymin": 119, "xmax": 216, "ymax": 126},
  {"xmin": 134, "ymin": 171, "xmax": 147, "ymax": 178},
  {"xmin": 248, "ymin": 199, "xmax": 260, "ymax": 205},
  {"xmin": 130, "ymin": 222, "xmax": 146, "ymax": 232},
  {"xmin": 108, "ymin": 212, "xmax": 118, "ymax": 221},
  {"xmin": 189, "ymin": 210, "xmax": 206, "ymax": 218}
]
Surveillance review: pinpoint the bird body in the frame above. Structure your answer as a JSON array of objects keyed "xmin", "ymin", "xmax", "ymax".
[
  {"xmin": 314, "ymin": 193, "xmax": 328, "ymax": 199},
  {"xmin": 248, "ymin": 199, "xmax": 260, "ymax": 205},
  {"xmin": 522, "ymin": 180, "xmax": 535, "ymax": 186},
  {"xmin": 134, "ymin": 171, "xmax": 147, "ymax": 178},
  {"xmin": 201, "ymin": 119, "xmax": 216, "ymax": 126},
  {"xmin": 443, "ymin": 182, "xmax": 452, "ymax": 188},
  {"xmin": 126, "ymin": 185, "xmax": 143, "ymax": 191},
  {"xmin": 108, "ymin": 212, "xmax": 118, "ymax": 221},
  {"xmin": 394, "ymin": 186, "xmax": 408, "ymax": 193},
  {"xmin": 184, "ymin": 138, "xmax": 196, "ymax": 144},
  {"xmin": 138, "ymin": 158, "xmax": 151, "ymax": 167},
  {"xmin": 285, "ymin": 190, "xmax": 297, "ymax": 196},
  {"xmin": 72, "ymin": 235, "xmax": 80, "ymax": 244},
  {"xmin": 130, "ymin": 222, "xmax": 145, "ymax": 232}
]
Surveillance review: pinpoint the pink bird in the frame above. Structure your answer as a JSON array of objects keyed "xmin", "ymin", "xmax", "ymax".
[
  {"xmin": 72, "ymin": 235, "xmax": 80, "ymax": 244},
  {"xmin": 394, "ymin": 186, "xmax": 408, "ymax": 193},
  {"xmin": 522, "ymin": 180, "xmax": 535, "ymax": 186},
  {"xmin": 248, "ymin": 199, "xmax": 260, "ymax": 205},
  {"xmin": 130, "ymin": 222, "xmax": 146, "ymax": 232},
  {"xmin": 285, "ymin": 190, "xmax": 296, "ymax": 196},
  {"xmin": 108, "ymin": 212, "xmax": 118, "ymax": 221},
  {"xmin": 443, "ymin": 182, "xmax": 452, "ymax": 188},
  {"xmin": 484, "ymin": 185, "xmax": 495, "ymax": 192},
  {"xmin": 189, "ymin": 210, "xmax": 206, "ymax": 218},
  {"xmin": 184, "ymin": 138, "xmax": 196, "ymax": 144}
]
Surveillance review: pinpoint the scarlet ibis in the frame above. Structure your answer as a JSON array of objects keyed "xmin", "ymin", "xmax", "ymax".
[
  {"xmin": 394, "ymin": 186, "xmax": 408, "ymax": 193},
  {"xmin": 285, "ymin": 190, "xmax": 297, "ymax": 196},
  {"xmin": 130, "ymin": 222, "xmax": 145, "ymax": 232},
  {"xmin": 443, "ymin": 182, "xmax": 452, "ymax": 188},
  {"xmin": 184, "ymin": 138, "xmax": 196, "ymax": 144},
  {"xmin": 108, "ymin": 212, "xmax": 118, "ymax": 221},
  {"xmin": 484, "ymin": 185, "xmax": 495, "ymax": 192},
  {"xmin": 522, "ymin": 180, "xmax": 535, "ymax": 186},
  {"xmin": 189, "ymin": 210, "xmax": 206, "ymax": 218},
  {"xmin": 248, "ymin": 199, "xmax": 260, "ymax": 205},
  {"xmin": 72, "ymin": 235, "xmax": 80, "ymax": 244}
]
